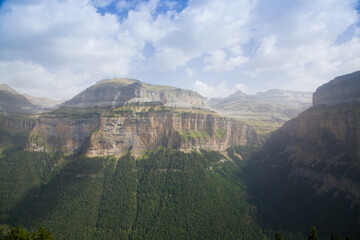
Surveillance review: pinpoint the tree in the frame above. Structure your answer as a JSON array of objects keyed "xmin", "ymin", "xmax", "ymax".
[
  {"xmin": 0, "ymin": 225, "xmax": 53, "ymax": 240},
  {"xmin": 31, "ymin": 226, "xmax": 53, "ymax": 240},
  {"xmin": 307, "ymin": 226, "xmax": 319, "ymax": 240},
  {"xmin": 1, "ymin": 225, "xmax": 31, "ymax": 240},
  {"xmin": 275, "ymin": 231, "xmax": 282, "ymax": 240}
]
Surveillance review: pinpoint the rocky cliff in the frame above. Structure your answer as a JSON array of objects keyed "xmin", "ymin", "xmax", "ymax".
[
  {"xmin": 29, "ymin": 106, "xmax": 256, "ymax": 157},
  {"xmin": 260, "ymin": 71, "xmax": 360, "ymax": 207},
  {"xmin": 62, "ymin": 78, "xmax": 209, "ymax": 110},
  {"xmin": 313, "ymin": 70, "xmax": 360, "ymax": 106},
  {"xmin": 28, "ymin": 78, "xmax": 256, "ymax": 156}
]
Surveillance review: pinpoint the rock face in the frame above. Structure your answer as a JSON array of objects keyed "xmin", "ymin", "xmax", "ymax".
[
  {"xmin": 63, "ymin": 78, "xmax": 209, "ymax": 110},
  {"xmin": 29, "ymin": 114, "xmax": 100, "ymax": 153},
  {"xmin": 29, "ymin": 78, "xmax": 256, "ymax": 156},
  {"xmin": 261, "ymin": 71, "xmax": 360, "ymax": 206},
  {"xmin": 313, "ymin": 70, "xmax": 360, "ymax": 106},
  {"xmin": 87, "ymin": 112, "xmax": 255, "ymax": 157},
  {"xmin": 29, "ymin": 110, "xmax": 256, "ymax": 157}
]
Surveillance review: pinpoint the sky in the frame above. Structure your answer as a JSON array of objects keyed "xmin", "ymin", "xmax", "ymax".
[{"xmin": 0, "ymin": 0, "xmax": 359, "ymax": 100}]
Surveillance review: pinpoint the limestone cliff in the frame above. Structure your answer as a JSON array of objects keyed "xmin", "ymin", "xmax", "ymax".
[
  {"xmin": 62, "ymin": 78, "xmax": 209, "ymax": 110},
  {"xmin": 313, "ymin": 70, "xmax": 360, "ymax": 106},
  {"xmin": 87, "ymin": 112, "xmax": 255, "ymax": 157},
  {"xmin": 260, "ymin": 71, "xmax": 360, "ymax": 207},
  {"xmin": 29, "ymin": 107, "xmax": 256, "ymax": 157}
]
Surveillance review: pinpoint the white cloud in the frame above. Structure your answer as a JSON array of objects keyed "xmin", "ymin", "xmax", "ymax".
[
  {"xmin": 0, "ymin": 0, "xmax": 144, "ymax": 98},
  {"xmin": 191, "ymin": 80, "xmax": 247, "ymax": 98},
  {"xmin": 0, "ymin": 0, "xmax": 359, "ymax": 100}
]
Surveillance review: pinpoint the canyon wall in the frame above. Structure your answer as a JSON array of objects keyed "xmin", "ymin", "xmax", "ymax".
[{"xmin": 29, "ymin": 111, "xmax": 256, "ymax": 157}]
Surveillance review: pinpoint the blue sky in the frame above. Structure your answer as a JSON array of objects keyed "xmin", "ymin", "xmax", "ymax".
[{"xmin": 0, "ymin": 0, "xmax": 359, "ymax": 99}]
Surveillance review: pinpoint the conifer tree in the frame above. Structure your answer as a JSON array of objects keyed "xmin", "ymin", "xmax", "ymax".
[
  {"xmin": 307, "ymin": 226, "xmax": 319, "ymax": 240},
  {"xmin": 275, "ymin": 231, "xmax": 282, "ymax": 240}
]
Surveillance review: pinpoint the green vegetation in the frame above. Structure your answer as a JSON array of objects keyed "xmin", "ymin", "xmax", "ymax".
[
  {"xmin": 0, "ymin": 142, "xmax": 266, "ymax": 239},
  {"xmin": 92, "ymin": 78, "xmax": 137, "ymax": 88},
  {"xmin": 111, "ymin": 104, "xmax": 170, "ymax": 116},
  {"xmin": 50, "ymin": 107, "xmax": 101, "ymax": 119},
  {"xmin": 240, "ymin": 119, "xmax": 283, "ymax": 139},
  {"xmin": 178, "ymin": 130, "xmax": 210, "ymax": 141},
  {"xmin": 1, "ymin": 225, "xmax": 53, "ymax": 240},
  {"xmin": 0, "ymin": 127, "xmax": 358, "ymax": 239},
  {"xmin": 215, "ymin": 128, "xmax": 227, "ymax": 139}
]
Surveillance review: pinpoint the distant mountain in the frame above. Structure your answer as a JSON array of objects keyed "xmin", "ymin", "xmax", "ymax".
[
  {"xmin": 210, "ymin": 89, "xmax": 312, "ymax": 136},
  {"xmin": 0, "ymin": 84, "xmax": 36, "ymax": 114},
  {"xmin": 63, "ymin": 78, "xmax": 209, "ymax": 110},
  {"xmin": 0, "ymin": 84, "xmax": 61, "ymax": 115}
]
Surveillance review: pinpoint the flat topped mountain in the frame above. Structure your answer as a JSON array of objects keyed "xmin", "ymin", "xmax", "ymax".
[
  {"xmin": 63, "ymin": 78, "xmax": 209, "ymax": 110},
  {"xmin": 313, "ymin": 70, "xmax": 360, "ymax": 106}
]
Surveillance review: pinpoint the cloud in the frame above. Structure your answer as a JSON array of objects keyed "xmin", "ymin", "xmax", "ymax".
[
  {"xmin": 191, "ymin": 80, "xmax": 247, "ymax": 98},
  {"xmin": 0, "ymin": 0, "xmax": 359, "ymax": 100},
  {"xmin": 0, "ymin": 0, "xmax": 144, "ymax": 98}
]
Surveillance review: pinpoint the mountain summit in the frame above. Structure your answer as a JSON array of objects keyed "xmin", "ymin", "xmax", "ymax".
[{"xmin": 63, "ymin": 78, "xmax": 209, "ymax": 110}]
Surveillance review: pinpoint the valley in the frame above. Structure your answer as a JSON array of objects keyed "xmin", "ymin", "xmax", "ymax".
[{"xmin": 0, "ymin": 72, "xmax": 359, "ymax": 239}]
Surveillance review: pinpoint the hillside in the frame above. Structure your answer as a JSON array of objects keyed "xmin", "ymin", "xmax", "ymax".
[
  {"xmin": 211, "ymin": 89, "xmax": 312, "ymax": 136},
  {"xmin": 0, "ymin": 128, "xmax": 267, "ymax": 239},
  {"xmin": 243, "ymin": 71, "xmax": 360, "ymax": 237},
  {"xmin": 0, "ymin": 84, "xmax": 60, "ymax": 115}
]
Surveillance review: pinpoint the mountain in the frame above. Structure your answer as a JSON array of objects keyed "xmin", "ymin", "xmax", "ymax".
[
  {"xmin": 29, "ymin": 78, "xmax": 256, "ymax": 157},
  {"xmin": 244, "ymin": 70, "xmax": 360, "ymax": 236},
  {"xmin": 0, "ymin": 84, "xmax": 36, "ymax": 114},
  {"xmin": 210, "ymin": 89, "xmax": 312, "ymax": 137},
  {"xmin": 0, "ymin": 84, "xmax": 61, "ymax": 115},
  {"xmin": 63, "ymin": 78, "xmax": 209, "ymax": 110}
]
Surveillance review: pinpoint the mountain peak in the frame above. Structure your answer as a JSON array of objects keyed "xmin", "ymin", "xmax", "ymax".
[
  {"xmin": 0, "ymin": 84, "xmax": 19, "ymax": 94},
  {"xmin": 63, "ymin": 78, "xmax": 208, "ymax": 109}
]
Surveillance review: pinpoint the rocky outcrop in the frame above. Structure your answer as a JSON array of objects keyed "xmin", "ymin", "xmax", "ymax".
[
  {"xmin": 29, "ymin": 110, "xmax": 256, "ymax": 157},
  {"xmin": 261, "ymin": 71, "xmax": 360, "ymax": 207},
  {"xmin": 87, "ymin": 112, "xmax": 255, "ymax": 157},
  {"xmin": 0, "ymin": 118, "xmax": 36, "ymax": 130},
  {"xmin": 313, "ymin": 70, "xmax": 360, "ymax": 106},
  {"xmin": 29, "ymin": 115, "xmax": 100, "ymax": 153},
  {"xmin": 63, "ymin": 78, "xmax": 209, "ymax": 110}
]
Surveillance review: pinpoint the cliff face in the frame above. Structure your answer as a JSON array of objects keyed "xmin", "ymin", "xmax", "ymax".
[
  {"xmin": 260, "ymin": 71, "xmax": 360, "ymax": 206},
  {"xmin": 29, "ymin": 111, "xmax": 256, "ymax": 157},
  {"xmin": 87, "ymin": 112, "xmax": 254, "ymax": 157},
  {"xmin": 29, "ymin": 115, "xmax": 100, "ymax": 153},
  {"xmin": 63, "ymin": 78, "xmax": 209, "ymax": 110},
  {"xmin": 313, "ymin": 70, "xmax": 360, "ymax": 106}
]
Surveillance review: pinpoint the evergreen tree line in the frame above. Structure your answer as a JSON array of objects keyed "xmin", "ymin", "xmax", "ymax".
[
  {"xmin": 275, "ymin": 226, "xmax": 359, "ymax": 240},
  {"xmin": 1, "ymin": 225, "xmax": 52, "ymax": 240}
]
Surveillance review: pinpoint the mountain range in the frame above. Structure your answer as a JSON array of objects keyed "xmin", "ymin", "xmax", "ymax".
[
  {"xmin": 210, "ymin": 89, "xmax": 312, "ymax": 136},
  {"xmin": 0, "ymin": 71, "xmax": 359, "ymax": 239}
]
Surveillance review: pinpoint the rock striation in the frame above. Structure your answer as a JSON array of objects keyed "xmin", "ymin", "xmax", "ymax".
[
  {"xmin": 313, "ymin": 70, "xmax": 360, "ymax": 106},
  {"xmin": 261, "ymin": 71, "xmax": 360, "ymax": 207},
  {"xmin": 29, "ymin": 78, "xmax": 256, "ymax": 156},
  {"xmin": 62, "ymin": 78, "xmax": 209, "ymax": 110},
  {"xmin": 29, "ymin": 109, "xmax": 256, "ymax": 157}
]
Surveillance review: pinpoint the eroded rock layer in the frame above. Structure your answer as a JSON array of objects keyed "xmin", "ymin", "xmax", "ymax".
[{"xmin": 29, "ymin": 111, "xmax": 256, "ymax": 157}]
